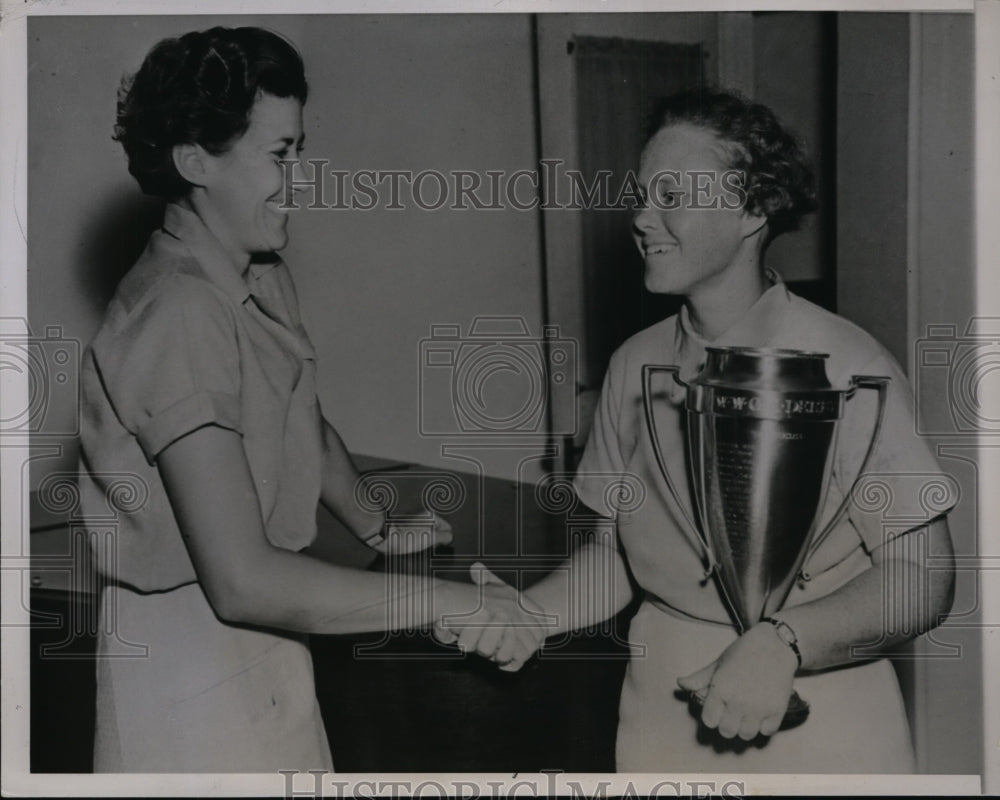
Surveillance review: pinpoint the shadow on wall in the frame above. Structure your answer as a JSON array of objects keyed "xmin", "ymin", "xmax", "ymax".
[
  {"xmin": 78, "ymin": 191, "xmax": 165, "ymax": 317},
  {"xmin": 26, "ymin": 190, "xmax": 165, "ymax": 487}
]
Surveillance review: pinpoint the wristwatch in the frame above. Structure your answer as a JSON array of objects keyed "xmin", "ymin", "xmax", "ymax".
[
  {"xmin": 762, "ymin": 616, "xmax": 803, "ymax": 668},
  {"xmin": 361, "ymin": 519, "xmax": 388, "ymax": 548}
]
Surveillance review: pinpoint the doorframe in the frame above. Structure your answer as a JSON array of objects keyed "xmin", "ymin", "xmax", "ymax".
[{"xmin": 535, "ymin": 12, "xmax": 720, "ymax": 445}]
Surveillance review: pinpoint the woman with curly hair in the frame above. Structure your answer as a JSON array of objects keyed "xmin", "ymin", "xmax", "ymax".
[
  {"xmin": 464, "ymin": 88, "xmax": 956, "ymax": 772},
  {"xmin": 78, "ymin": 26, "xmax": 542, "ymax": 772}
]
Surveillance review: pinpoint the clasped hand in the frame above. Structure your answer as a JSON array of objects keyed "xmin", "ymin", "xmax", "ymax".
[
  {"xmin": 677, "ymin": 623, "xmax": 799, "ymax": 741},
  {"xmin": 369, "ymin": 508, "xmax": 454, "ymax": 555},
  {"xmin": 434, "ymin": 563, "xmax": 552, "ymax": 672}
]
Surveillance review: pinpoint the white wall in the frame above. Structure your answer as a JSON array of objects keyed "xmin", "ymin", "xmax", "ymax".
[
  {"xmin": 906, "ymin": 13, "xmax": 979, "ymax": 777},
  {"xmin": 286, "ymin": 15, "xmax": 545, "ymax": 478},
  {"xmin": 27, "ymin": 15, "xmax": 544, "ymax": 483}
]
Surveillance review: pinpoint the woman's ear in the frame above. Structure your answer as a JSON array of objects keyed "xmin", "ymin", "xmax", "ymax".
[
  {"xmin": 740, "ymin": 209, "xmax": 768, "ymax": 240},
  {"xmin": 172, "ymin": 143, "xmax": 210, "ymax": 188}
]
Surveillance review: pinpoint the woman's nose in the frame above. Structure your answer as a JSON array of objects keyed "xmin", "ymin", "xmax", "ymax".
[{"xmin": 632, "ymin": 204, "xmax": 657, "ymax": 236}]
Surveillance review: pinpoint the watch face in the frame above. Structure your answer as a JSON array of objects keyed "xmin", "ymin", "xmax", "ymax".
[
  {"xmin": 765, "ymin": 618, "xmax": 802, "ymax": 667},
  {"xmin": 775, "ymin": 623, "xmax": 796, "ymax": 646}
]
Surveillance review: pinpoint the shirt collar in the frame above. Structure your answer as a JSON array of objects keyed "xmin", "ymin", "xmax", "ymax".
[
  {"xmin": 675, "ymin": 268, "xmax": 791, "ymax": 378},
  {"xmin": 248, "ymin": 259, "xmax": 282, "ymax": 281},
  {"xmin": 160, "ymin": 203, "xmax": 262, "ymax": 305}
]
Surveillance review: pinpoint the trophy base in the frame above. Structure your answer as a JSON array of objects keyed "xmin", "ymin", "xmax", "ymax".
[{"xmin": 689, "ymin": 689, "xmax": 810, "ymax": 733}]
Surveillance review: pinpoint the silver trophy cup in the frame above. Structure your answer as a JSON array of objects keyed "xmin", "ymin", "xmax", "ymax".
[{"xmin": 642, "ymin": 347, "xmax": 889, "ymax": 730}]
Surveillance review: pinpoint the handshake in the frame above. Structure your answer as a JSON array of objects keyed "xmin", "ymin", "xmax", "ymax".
[{"xmin": 432, "ymin": 563, "xmax": 557, "ymax": 673}]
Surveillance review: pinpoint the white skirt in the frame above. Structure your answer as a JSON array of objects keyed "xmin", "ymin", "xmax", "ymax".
[
  {"xmin": 93, "ymin": 582, "xmax": 333, "ymax": 772},
  {"xmin": 616, "ymin": 600, "xmax": 915, "ymax": 773}
]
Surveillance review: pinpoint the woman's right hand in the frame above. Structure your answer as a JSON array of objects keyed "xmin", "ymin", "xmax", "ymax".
[
  {"xmin": 433, "ymin": 563, "xmax": 552, "ymax": 671},
  {"xmin": 676, "ymin": 621, "xmax": 799, "ymax": 740},
  {"xmin": 367, "ymin": 509, "xmax": 454, "ymax": 555}
]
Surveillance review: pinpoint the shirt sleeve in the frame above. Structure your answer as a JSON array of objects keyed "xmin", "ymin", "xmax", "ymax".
[
  {"xmin": 836, "ymin": 350, "xmax": 957, "ymax": 553},
  {"xmin": 97, "ymin": 276, "xmax": 243, "ymax": 464},
  {"xmin": 574, "ymin": 349, "xmax": 631, "ymax": 519}
]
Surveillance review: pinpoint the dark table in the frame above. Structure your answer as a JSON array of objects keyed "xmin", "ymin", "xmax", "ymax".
[{"xmin": 306, "ymin": 461, "xmax": 638, "ymax": 773}]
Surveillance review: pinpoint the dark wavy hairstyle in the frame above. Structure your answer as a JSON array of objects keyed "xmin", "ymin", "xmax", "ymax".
[
  {"xmin": 114, "ymin": 27, "xmax": 308, "ymax": 199},
  {"xmin": 644, "ymin": 88, "xmax": 817, "ymax": 239}
]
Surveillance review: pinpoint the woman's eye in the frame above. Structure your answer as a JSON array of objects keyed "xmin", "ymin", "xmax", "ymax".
[
  {"xmin": 659, "ymin": 190, "xmax": 682, "ymax": 208},
  {"xmin": 273, "ymin": 146, "xmax": 304, "ymax": 162}
]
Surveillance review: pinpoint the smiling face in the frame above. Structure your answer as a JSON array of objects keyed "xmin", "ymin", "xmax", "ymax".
[
  {"xmin": 195, "ymin": 92, "xmax": 304, "ymax": 265},
  {"xmin": 632, "ymin": 122, "xmax": 765, "ymax": 299}
]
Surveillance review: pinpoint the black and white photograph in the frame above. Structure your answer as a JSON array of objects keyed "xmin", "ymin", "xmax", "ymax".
[{"xmin": 1, "ymin": 0, "xmax": 997, "ymax": 796}]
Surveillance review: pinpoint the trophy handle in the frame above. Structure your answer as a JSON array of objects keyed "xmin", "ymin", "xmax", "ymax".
[
  {"xmin": 800, "ymin": 375, "xmax": 891, "ymax": 578},
  {"xmin": 641, "ymin": 365, "xmax": 718, "ymax": 577}
]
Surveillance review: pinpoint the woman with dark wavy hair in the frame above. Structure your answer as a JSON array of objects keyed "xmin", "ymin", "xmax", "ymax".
[
  {"xmin": 78, "ymin": 26, "xmax": 541, "ymax": 772},
  {"xmin": 464, "ymin": 88, "xmax": 956, "ymax": 772}
]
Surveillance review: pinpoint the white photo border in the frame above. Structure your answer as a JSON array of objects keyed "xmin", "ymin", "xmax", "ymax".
[{"xmin": 1, "ymin": 0, "xmax": 995, "ymax": 796}]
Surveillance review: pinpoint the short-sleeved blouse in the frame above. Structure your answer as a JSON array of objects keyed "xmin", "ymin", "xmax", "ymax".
[
  {"xmin": 574, "ymin": 271, "xmax": 955, "ymax": 623},
  {"xmin": 79, "ymin": 202, "xmax": 325, "ymax": 591},
  {"xmin": 573, "ymin": 272, "xmax": 953, "ymax": 772},
  {"xmin": 78, "ymin": 203, "xmax": 333, "ymax": 772}
]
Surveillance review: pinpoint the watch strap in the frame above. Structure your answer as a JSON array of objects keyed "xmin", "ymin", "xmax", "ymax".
[{"xmin": 762, "ymin": 616, "xmax": 803, "ymax": 668}]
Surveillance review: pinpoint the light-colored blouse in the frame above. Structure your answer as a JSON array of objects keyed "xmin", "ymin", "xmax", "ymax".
[
  {"xmin": 79, "ymin": 203, "xmax": 333, "ymax": 772},
  {"xmin": 79, "ymin": 202, "xmax": 324, "ymax": 590},
  {"xmin": 574, "ymin": 271, "xmax": 955, "ymax": 623}
]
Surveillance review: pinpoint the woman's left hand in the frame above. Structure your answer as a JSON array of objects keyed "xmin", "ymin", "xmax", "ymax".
[
  {"xmin": 369, "ymin": 509, "xmax": 453, "ymax": 555},
  {"xmin": 677, "ymin": 622, "xmax": 798, "ymax": 741}
]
